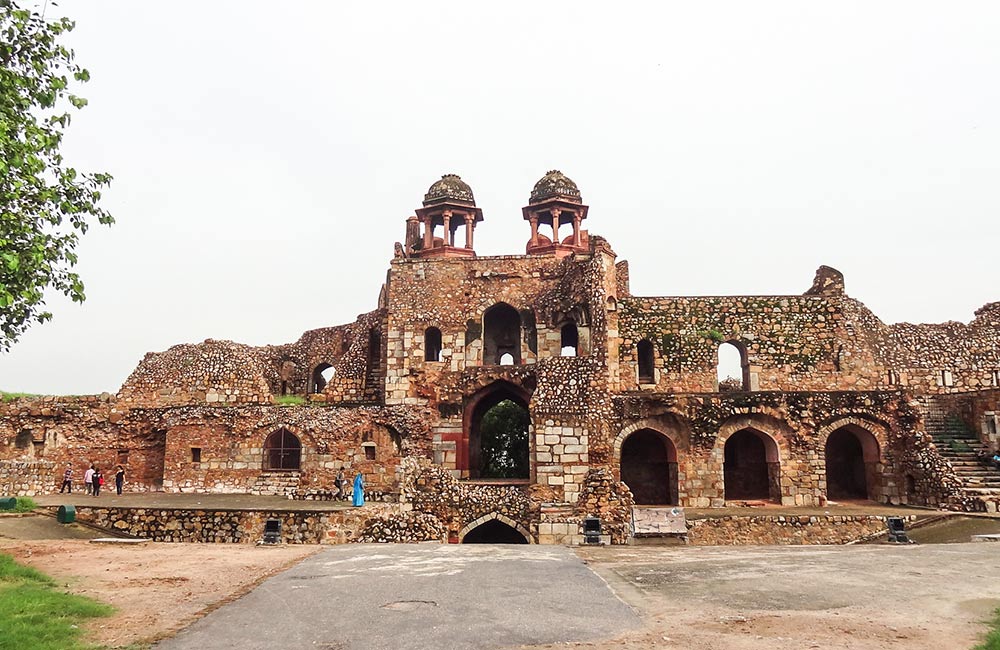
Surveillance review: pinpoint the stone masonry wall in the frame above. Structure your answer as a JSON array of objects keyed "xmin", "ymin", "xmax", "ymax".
[
  {"xmin": 70, "ymin": 503, "xmax": 403, "ymax": 544},
  {"xmin": 0, "ymin": 459, "xmax": 54, "ymax": 496},
  {"xmin": 685, "ymin": 514, "xmax": 914, "ymax": 545}
]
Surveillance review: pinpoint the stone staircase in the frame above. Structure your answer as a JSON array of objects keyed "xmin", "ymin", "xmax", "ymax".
[
  {"xmin": 250, "ymin": 471, "xmax": 301, "ymax": 497},
  {"xmin": 924, "ymin": 399, "xmax": 1000, "ymax": 498}
]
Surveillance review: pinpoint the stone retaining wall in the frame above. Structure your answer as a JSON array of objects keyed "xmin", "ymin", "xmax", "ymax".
[
  {"xmin": 685, "ymin": 514, "xmax": 915, "ymax": 546},
  {"xmin": 69, "ymin": 503, "xmax": 403, "ymax": 544},
  {"xmin": 0, "ymin": 459, "xmax": 55, "ymax": 496}
]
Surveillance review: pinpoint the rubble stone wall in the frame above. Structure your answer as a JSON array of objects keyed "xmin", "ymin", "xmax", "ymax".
[
  {"xmin": 0, "ymin": 459, "xmax": 54, "ymax": 496},
  {"xmin": 685, "ymin": 514, "xmax": 914, "ymax": 545}
]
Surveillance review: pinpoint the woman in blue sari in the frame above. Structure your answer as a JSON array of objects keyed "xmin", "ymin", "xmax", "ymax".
[{"xmin": 352, "ymin": 472, "xmax": 365, "ymax": 507}]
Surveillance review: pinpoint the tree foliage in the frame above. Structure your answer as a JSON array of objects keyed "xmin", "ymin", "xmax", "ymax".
[
  {"xmin": 0, "ymin": 1, "xmax": 113, "ymax": 351},
  {"xmin": 479, "ymin": 399, "xmax": 530, "ymax": 479}
]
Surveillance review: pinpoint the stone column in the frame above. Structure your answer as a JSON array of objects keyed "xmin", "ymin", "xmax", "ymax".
[
  {"xmin": 423, "ymin": 216, "xmax": 433, "ymax": 250},
  {"xmin": 464, "ymin": 214, "xmax": 475, "ymax": 249},
  {"xmin": 443, "ymin": 211, "xmax": 452, "ymax": 247},
  {"xmin": 572, "ymin": 213, "xmax": 581, "ymax": 247},
  {"xmin": 551, "ymin": 209, "xmax": 561, "ymax": 243},
  {"xmin": 529, "ymin": 214, "xmax": 539, "ymax": 247}
]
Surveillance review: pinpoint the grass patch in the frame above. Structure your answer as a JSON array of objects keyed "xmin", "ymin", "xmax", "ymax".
[
  {"xmin": 274, "ymin": 395, "xmax": 306, "ymax": 406},
  {"xmin": 13, "ymin": 497, "xmax": 37, "ymax": 513},
  {"xmin": 1, "ymin": 391, "xmax": 40, "ymax": 402},
  {"xmin": 976, "ymin": 608, "xmax": 1000, "ymax": 649},
  {"xmin": 0, "ymin": 552, "xmax": 114, "ymax": 650}
]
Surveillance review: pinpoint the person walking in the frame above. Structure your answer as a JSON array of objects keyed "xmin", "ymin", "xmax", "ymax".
[
  {"xmin": 334, "ymin": 469, "xmax": 345, "ymax": 500},
  {"xmin": 351, "ymin": 472, "xmax": 365, "ymax": 507},
  {"xmin": 59, "ymin": 464, "xmax": 73, "ymax": 493},
  {"xmin": 84, "ymin": 464, "xmax": 95, "ymax": 496},
  {"xmin": 114, "ymin": 465, "xmax": 125, "ymax": 495},
  {"xmin": 92, "ymin": 467, "xmax": 103, "ymax": 497}
]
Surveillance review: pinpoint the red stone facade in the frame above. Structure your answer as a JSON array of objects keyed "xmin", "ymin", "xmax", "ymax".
[{"xmin": 3, "ymin": 171, "xmax": 1000, "ymax": 541}]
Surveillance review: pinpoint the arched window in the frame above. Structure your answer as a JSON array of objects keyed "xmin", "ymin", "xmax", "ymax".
[
  {"xmin": 263, "ymin": 428, "xmax": 301, "ymax": 471},
  {"xmin": 424, "ymin": 327, "xmax": 443, "ymax": 362},
  {"xmin": 637, "ymin": 339, "xmax": 654, "ymax": 383},
  {"xmin": 717, "ymin": 341, "xmax": 749, "ymax": 391},
  {"xmin": 483, "ymin": 303, "xmax": 521, "ymax": 365},
  {"xmin": 311, "ymin": 363, "xmax": 335, "ymax": 394},
  {"xmin": 560, "ymin": 323, "xmax": 578, "ymax": 357}
]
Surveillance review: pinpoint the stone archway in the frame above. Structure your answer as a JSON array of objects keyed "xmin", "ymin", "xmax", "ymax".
[
  {"xmin": 723, "ymin": 428, "xmax": 780, "ymax": 501},
  {"xmin": 825, "ymin": 424, "xmax": 881, "ymax": 501},
  {"xmin": 458, "ymin": 512, "xmax": 532, "ymax": 544},
  {"xmin": 620, "ymin": 428, "xmax": 678, "ymax": 505},
  {"xmin": 461, "ymin": 381, "xmax": 532, "ymax": 479}
]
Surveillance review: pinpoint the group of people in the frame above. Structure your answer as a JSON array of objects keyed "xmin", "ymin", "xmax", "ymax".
[
  {"xmin": 334, "ymin": 469, "xmax": 366, "ymax": 507},
  {"xmin": 58, "ymin": 463, "xmax": 126, "ymax": 496}
]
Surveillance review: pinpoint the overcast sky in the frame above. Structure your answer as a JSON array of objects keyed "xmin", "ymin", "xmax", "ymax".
[{"xmin": 2, "ymin": 1, "xmax": 998, "ymax": 396}]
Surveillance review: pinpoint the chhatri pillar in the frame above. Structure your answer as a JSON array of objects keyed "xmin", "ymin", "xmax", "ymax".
[
  {"xmin": 522, "ymin": 170, "xmax": 590, "ymax": 258},
  {"xmin": 410, "ymin": 174, "xmax": 484, "ymax": 259}
]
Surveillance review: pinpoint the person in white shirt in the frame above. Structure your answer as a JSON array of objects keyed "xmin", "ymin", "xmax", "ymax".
[{"xmin": 84, "ymin": 464, "xmax": 95, "ymax": 495}]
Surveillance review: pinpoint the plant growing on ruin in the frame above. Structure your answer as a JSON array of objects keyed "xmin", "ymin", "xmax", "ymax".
[
  {"xmin": 698, "ymin": 329, "xmax": 726, "ymax": 343},
  {"xmin": 0, "ymin": 2, "xmax": 113, "ymax": 351},
  {"xmin": 275, "ymin": 395, "xmax": 306, "ymax": 406}
]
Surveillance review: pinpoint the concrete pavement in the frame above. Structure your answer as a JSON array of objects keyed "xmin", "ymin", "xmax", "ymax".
[{"xmin": 155, "ymin": 544, "xmax": 640, "ymax": 650}]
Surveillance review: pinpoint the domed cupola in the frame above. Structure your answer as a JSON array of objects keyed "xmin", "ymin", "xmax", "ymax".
[
  {"xmin": 523, "ymin": 170, "xmax": 589, "ymax": 258},
  {"xmin": 409, "ymin": 174, "xmax": 484, "ymax": 258}
]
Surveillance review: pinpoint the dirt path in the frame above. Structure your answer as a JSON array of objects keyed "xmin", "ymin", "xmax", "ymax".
[{"xmin": 0, "ymin": 539, "xmax": 319, "ymax": 647}]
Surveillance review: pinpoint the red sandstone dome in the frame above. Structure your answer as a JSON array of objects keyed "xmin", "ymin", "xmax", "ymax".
[
  {"xmin": 423, "ymin": 173, "xmax": 476, "ymax": 207},
  {"xmin": 529, "ymin": 169, "xmax": 582, "ymax": 204}
]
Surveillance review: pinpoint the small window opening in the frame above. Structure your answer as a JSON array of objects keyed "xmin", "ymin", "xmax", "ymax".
[
  {"xmin": 560, "ymin": 323, "xmax": 578, "ymax": 357},
  {"xmin": 887, "ymin": 370, "xmax": 899, "ymax": 385},
  {"xmin": 939, "ymin": 370, "xmax": 953, "ymax": 387},
  {"xmin": 15, "ymin": 429, "xmax": 32, "ymax": 449},
  {"xmin": 499, "ymin": 353, "xmax": 515, "ymax": 366},
  {"xmin": 191, "ymin": 447, "xmax": 202, "ymax": 463},
  {"xmin": 991, "ymin": 370, "xmax": 999, "ymax": 387},
  {"xmin": 280, "ymin": 381, "xmax": 288, "ymax": 396},
  {"xmin": 637, "ymin": 339, "xmax": 654, "ymax": 383},
  {"xmin": 117, "ymin": 449, "xmax": 129, "ymax": 465},
  {"xmin": 984, "ymin": 415, "xmax": 997, "ymax": 436},
  {"xmin": 363, "ymin": 443, "xmax": 376, "ymax": 461},
  {"xmin": 424, "ymin": 327, "xmax": 443, "ymax": 362}
]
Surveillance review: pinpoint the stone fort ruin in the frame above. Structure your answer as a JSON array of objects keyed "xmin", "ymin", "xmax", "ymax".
[{"xmin": 2, "ymin": 170, "xmax": 999, "ymax": 543}]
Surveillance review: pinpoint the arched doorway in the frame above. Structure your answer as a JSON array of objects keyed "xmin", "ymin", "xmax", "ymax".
[
  {"xmin": 263, "ymin": 428, "xmax": 301, "ymax": 471},
  {"xmin": 463, "ymin": 382, "xmax": 531, "ymax": 479},
  {"xmin": 620, "ymin": 429, "xmax": 678, "ymax": 505},
  {"xmin": 825, "ymin": 425, "xmax": 879, "ymax": 500},
  {"xmin": 461, "ymin": 519, "xmax": 529, "ymax": 544},
  {"xmin": 724, "ymin": 428, "xmax": 779, "ymax": 501},
  {"xmin": 483, "ymin": 303, "xmax": 521, "ymax": 365}
]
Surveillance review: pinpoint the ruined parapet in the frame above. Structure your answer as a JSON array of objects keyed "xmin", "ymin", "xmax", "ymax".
[
  {"xmin": 117, "ymin": 339, "xmax": 274, "ymax": 407},
  {"xmin": 615, "ymin": 260, "xmax": 630, "ymax": 297},
  {"xmin": 804, "ymin": 265, "xmax": 845, "ymax": 296}
]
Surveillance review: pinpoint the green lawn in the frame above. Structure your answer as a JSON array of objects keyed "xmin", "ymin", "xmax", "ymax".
[
  {"xmin": 0, "ymin": 553, "xmax": 114, "ymax": 650},
  {"xmin": 977, "ymin": 608, "xmax": 1000, "ymax": 650}
]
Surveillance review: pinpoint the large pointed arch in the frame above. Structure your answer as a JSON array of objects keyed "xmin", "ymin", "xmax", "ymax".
[{"xmin": 461, "ymin": 380, "xmax": 532, "ymax": 480}]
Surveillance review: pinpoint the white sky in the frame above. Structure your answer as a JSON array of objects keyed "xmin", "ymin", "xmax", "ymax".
[{"xmin": 2, "ymin": 1, "xmax": 999, "ymax": 396}]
